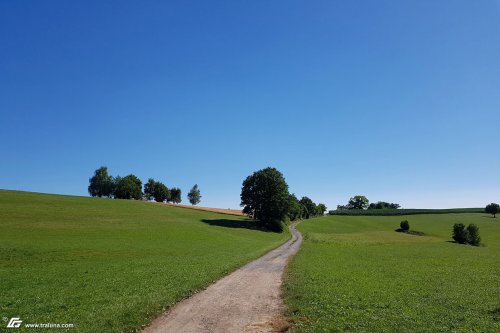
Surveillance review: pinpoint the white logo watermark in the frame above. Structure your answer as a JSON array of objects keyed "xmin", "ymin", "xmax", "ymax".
[
  {"xmin": 6, "ymin": 317, "xmax": 22, "ymax": 328},
  {"xmin": 4, "ymin": 317, "xmax": 74, "ymax": 329}
]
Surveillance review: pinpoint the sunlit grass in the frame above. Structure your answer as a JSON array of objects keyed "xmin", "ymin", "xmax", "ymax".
[
  {"xmin": 285, "ymin": 214, "xmax": 500, "ymax": 332},
  {"xmin": 0, "ymin": 190, "xmax": 287, "ymax": 333}
]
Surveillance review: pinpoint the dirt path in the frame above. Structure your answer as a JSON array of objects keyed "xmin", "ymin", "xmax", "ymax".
[{"xmin": 142, "ymin": 224, "xmax": 303, "ymax": 333}]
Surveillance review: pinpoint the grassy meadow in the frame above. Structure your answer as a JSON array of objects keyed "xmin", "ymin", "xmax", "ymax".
[
  {"xmin": 329, "ymin": 208, "xmax": 484, "ymax": 216},
  {"xmin": 0, "ymin": 190, "xmax": 287, "ymax": 333},
  {"xmin": 285, "ymin": 214, "xmax": 500, "ymax": 332}
]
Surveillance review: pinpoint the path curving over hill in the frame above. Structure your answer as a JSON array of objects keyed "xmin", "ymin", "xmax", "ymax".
[{"xmin": 143, "ymin": 223, "xmax": 303, "ymax": 333}]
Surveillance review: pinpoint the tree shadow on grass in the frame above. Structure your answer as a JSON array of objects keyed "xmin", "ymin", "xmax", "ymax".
[
  {"xmin": 445, "ymin": 240, "xmax": 484, "ymax": 247},
  {"xmin": 395, "ymin": 229, "xmax": 425, "ymax": 236},
  {"xmin": 201, "ymin": 218, "xmax": 275, "ymax": 232}
]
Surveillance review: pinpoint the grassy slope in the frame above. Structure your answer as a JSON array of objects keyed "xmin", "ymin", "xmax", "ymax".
[
  {"xmin": 0, "ymin": 190, "xmax": 287, "ymax": 333},
  {"xmin": 285, "ymin": 214, "xmax": 500, "ymax": 333}
]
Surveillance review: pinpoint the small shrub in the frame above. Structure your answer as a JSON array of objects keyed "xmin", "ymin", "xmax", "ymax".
[
  {"xmin": 400, "ymin": 220, "xmax": 410, "ymax": 231},
  {"xmin": 466, "ymin": 224, "xmax": 481, "ymax": 246},
  {"xmin": 452, "ymin": 223, "xmax": 468, "ymax": 244},
  {"xmin": 395, "ymin": 220, "xmax": 424, "ymax": 236},
  {"xmin": 452, "ymin": 223, "xmax": 481, "ymax": 246}
]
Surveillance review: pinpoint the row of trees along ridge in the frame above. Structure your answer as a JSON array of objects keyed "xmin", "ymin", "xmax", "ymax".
[
  {"xmin": 88, "ymin": 166, "xmax": 201, "ymax": 205},
  {"xmin": 336, "ymin": 196, "xmax": 401, "ymax": 210}
]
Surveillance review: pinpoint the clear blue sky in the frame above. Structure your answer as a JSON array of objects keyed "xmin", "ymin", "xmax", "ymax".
[{"xmin": 1, "ymin": 1, "xmax": 499, "ymax": 209}]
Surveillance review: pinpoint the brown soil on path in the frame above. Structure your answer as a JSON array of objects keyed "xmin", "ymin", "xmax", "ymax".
[
  {"xmin": 162, "ymin": 203, "xmax": 245, "ymax": 216},
  {"xmin": 142, "ymin": 224, "xmax": 303, "ymax": 333}
]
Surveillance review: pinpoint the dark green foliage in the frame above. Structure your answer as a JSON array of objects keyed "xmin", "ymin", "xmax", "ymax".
[
  {"xmin": 88, "ymin": 166, "xmax": 115, "ymax": 198},
  {"xmin": 400, "ymin": 220, "xmax": 410, "ymax": 231},
  {"xmin": 170, "ymin": 187, "xmax": 182, "ymax": 204},
  {"xmin": 125, "ymin": 177, "xmax": 168, "ymax": 202},
  {"xmin": 340, "ymin": 197, "xmax": 399, "ymax": 211},
  {"xmin": 452, "ymin": 223, "xmax": 481, "ymax": 246},
  {"xmin": 152, "ymin": 182, "xmax": 169, "ymax": 202},
  {"xmin": 290, "ymin": 197, "xmax": 323, "ymax": 220},
  {"xmin": 187, "ymin": 184, "xmax": 201, "ymax": 205},
  {"xmin": 466, "ymin": 224, "xmax": 481, "ymax": 246},
  {"xmin": 396, "ymin": 220, "xmax": 424, "ymax": 236},
  {"xmin": 347, "ymin": 195, "xmax": 369, "ymax": 209},
  {"xmin": 299, "ymin": 196, "xmax": 317, "ymax": 219},
  {"xmin": 329, "ymin": 208, "xmax": 484, "ymax": 216},
  {"xmin": 88, "ymin": 168, "xmax": 171, "ymax": 203},
  {"xmin": 368, "ymin": 201, "xmax": 400, "ymax": 209},
  {"xmin": 288, "ymin": 194, "xmax": 303, "ymax": 221},
  {"xmin": 114, "ymin": 174, "xmax": 143, "ymax": 200},
  {"xmin": 240, "ymin": 167, "xmax": 290, "ymax": 232},
  {"xmin": 317, "ymin": 203, "xmax": 327, "ymax": 216},
  {"xmin": 485, "ymin": 203, "xmax": 499, "ymax": 218},
  {"xmin": 452, "ymin": 223, "xmax": 468, "ymax": 244},
  {"xmin": 144, "ymin": 178, "xmax": 156, "ymax": 200}
]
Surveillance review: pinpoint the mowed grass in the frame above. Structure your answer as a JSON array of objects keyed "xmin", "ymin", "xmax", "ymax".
[
  {"xmin": 285, "ymin": 214, "xmax": 500, "ymax": 333},
  {"xmin": 0, "ymin": 190, "xmax": 287, "ymax": 333}
]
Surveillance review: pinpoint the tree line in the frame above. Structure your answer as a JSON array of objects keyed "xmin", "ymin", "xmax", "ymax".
[
  {"xmin": 336, "ymin": 195, "xmax": 400, "ymax": 210},
  {"xmin": 240, "ymin": 167, "xmax": 327, "ymax": 231},
  {"xmin": 90, "ymin": 165, "xmax": 499, "ymax": 233},
  {"xmin": 88, "ymin": 166, "xmax": 201, "ymax": 205},
  {"xmin": 335, "ymin": 196, "xmax": 500, "ymax": 219}
]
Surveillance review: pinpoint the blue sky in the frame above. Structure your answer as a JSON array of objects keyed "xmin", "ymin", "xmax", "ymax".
[{"xmin": 1, "ymin": 1, "xmax": 499, "ymax": 209}]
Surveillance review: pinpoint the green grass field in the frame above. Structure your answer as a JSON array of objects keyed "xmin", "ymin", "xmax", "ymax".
[
  {"xmin": 0, "ymin": 190, "xmax": 287, "ymax": 333},
  {"xmin": 285, "ymin": 214, "xmax": 500, "ymax": 333},
  {"xmin": 329, "ymin": 208, "xmax": 484, "ymax": 216}
]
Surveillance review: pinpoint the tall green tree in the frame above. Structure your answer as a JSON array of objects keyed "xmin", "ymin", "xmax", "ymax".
[
  {"xmin": 144, "ymin": 178, "xmax": 169, "ymax": 202},
  {"xmin": 240, "ymin": 167, "xmax": 290, "ymax": 231},
  {"xmin": 317, "ymin": 203, "xmax": 327, "ymax": 216},
  {"xmin": 299, "ymin": 196, "xmax": 316, "ymax": 219},
  {"xmin": 287, "ymin": 194, "xmax": 303, "ymax": 221},
  {"xmin": 88, "ymin": 166, "xmax": 115, "ymax": 198},
  {"xmin": 153, "ymin": 182, "xmax": 169, "ymax": 202},
  {"xmin": 144, "ymin": 178, "xmax": 156, "ymax": 201},
  {"xmin": 348, "ymin": 195, "xmax": 369, "ymax": 210},
  {"xmin": 485, "ymin": 203, "xmax": 499, "ymax": 218},
  {"xmin": 187, "ymin": 184, "xmax": 201, "ymax": 205},
  {"xmin": 114, "ymin": 174, "xmax": 142, "ymax": 200},
  {"xmin": 170, "ymin": 187, "xmax": 182, "ymax": 204}
]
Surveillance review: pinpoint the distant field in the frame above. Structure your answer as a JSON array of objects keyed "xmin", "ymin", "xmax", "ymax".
[
  {"xmin": 164, "ymin": 203, "xmax": 244, "ymax": 216},
  {"xmin": 285, "ymin": 214, "xmax": 500, "ymax": 332},
  {"xmin": 329, "ymin": 208, "xmax": 484, "ymax": 216},
  {"xmin": 0, "ymin": 190, "xmax": 287, "ymax": 333}
]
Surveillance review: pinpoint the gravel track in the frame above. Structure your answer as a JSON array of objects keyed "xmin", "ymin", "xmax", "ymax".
[{"xmin": 142, "ymin": 223, "xmax": 302, "ymax": 333}]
